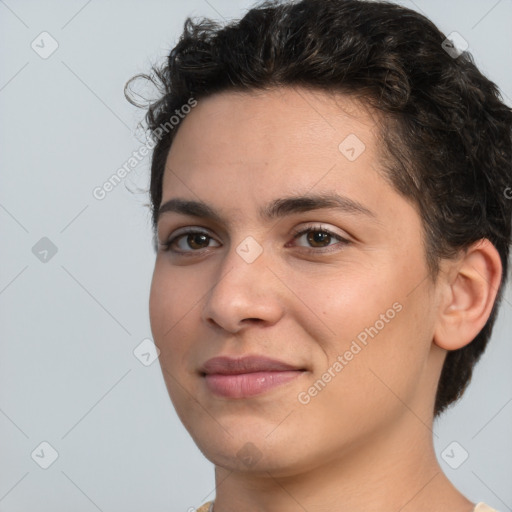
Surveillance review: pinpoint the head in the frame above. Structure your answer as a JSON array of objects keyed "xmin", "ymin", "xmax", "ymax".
[{"xmin": 128, "ymin": 0, "xmax": 512, "ymax": 473}]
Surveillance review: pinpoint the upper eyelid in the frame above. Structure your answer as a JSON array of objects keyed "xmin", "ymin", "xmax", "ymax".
[
  {"xmin": 158, "ymin": 223, "xmax": 219, "ymax": 240},
  {"xmin": 162, "ymin": 223, "xmax": 347, "ymax": 240},
  {"xmin": 291, "ymin": 224, "xmax": 346, "ymax": 236},
  {"xmin": 166, "ymin": 225, "xmax": 218, "ymax": 241}
]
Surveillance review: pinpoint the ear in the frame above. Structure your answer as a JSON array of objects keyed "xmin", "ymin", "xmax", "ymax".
[{"xmin": 433, "ymin": 239, "xmax": 502, "ymax": 351}]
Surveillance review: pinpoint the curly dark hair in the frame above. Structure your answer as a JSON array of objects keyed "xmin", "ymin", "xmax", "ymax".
[{"xmin": 126, "ymin": 0, "xmax": 512, "ymax": 417}]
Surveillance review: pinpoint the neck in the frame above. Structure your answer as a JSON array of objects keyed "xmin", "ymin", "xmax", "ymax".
[{"xmin": 210, "ymin": 416, "xmax": 473, "ymax": 512}]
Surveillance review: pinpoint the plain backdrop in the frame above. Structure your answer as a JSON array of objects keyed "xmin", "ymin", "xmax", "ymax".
[{"xmin": 1, "ymin": 0, "xmax": 511, "ymax": 511}]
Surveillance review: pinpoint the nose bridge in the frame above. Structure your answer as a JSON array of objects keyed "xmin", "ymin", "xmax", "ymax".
[{"xmin": 201, "ymin": 234, "xmax": 283, "ymax": 330}]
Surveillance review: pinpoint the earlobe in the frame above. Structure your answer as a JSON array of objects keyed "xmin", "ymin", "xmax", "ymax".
[{"xmin": 433, "ymin": 239, "xmax": 502, "ymax": 351}]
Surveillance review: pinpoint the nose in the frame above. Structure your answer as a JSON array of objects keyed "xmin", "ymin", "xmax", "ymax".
[{"xmin": 200, "ymin": 240, "xmax": 285, "ymax": 333}]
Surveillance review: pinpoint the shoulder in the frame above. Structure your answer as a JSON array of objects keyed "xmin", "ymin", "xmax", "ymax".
[
  {"xmin": 474, "ymin": 503, "xmax": 500, "ymax": 512},
  {"xmin": 196, "ymin": 501, "xmax": 499, "ymax": 511}
]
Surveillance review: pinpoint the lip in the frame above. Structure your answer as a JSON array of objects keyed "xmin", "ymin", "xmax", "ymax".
[{"xmin": 200, "ymin": 356, "xmax": 306, "ymax": 398}]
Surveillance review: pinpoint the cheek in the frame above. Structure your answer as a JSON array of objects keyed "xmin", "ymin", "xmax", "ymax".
[
  {"xmin": 149, "ymin": 263, "xmax": 196, "ymax": 367},
  {"xmin": 149, "ymin": 262, "xmax": 200, "ymax": 335},
  {"xmin": 294, "ymin": 302, "xmax": 427, "ymax": 440},
  {"xmin": 149, "ymin": 268, "xmax": 198, "ymax": 412},
  {"xmin": 287, "ymin": 264, "xmax": 399, "ymax": 350},
  {"xmin": 291, "ymin": 262, "xmax": 429, "ymax": 385},
  {"xmin": 148, "ymin": 267, "xmax": 170, "ymax": 344}
]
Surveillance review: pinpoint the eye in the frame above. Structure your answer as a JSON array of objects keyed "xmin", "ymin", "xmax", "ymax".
[
  {"xmin": 159, "ymin": 224, "xmax": 351, "ymax": 256},
  {"xmin": 159, "ymin": 228, "xmax": 220, "ymax": 254},
  {"xmin": 289, "ymin": 224, "xmax": 350, "ymax": 253}
]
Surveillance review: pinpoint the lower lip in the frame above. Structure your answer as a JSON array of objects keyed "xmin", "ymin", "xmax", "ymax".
[{"xmin": 204, "ymin": 371, "xmax": 304, "ymax": 398}]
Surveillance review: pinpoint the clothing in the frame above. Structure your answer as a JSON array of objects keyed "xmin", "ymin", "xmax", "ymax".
[
  {"xmin": 196, "ymin": 501, "xmax": 498, "ymax": 511},
  {"xmin": 475, "ymin": 504, "xmax": 499, "ymax": 512}
]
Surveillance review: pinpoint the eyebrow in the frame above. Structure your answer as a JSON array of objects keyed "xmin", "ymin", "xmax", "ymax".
[{"xmin": 157, "ymin": 192, "xmax": 377, "ymax": 226}]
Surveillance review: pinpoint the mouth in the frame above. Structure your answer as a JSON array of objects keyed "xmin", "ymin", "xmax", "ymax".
[{"xmin": 200, "ymin": 355, "xmax": 307, "ymax": 398}]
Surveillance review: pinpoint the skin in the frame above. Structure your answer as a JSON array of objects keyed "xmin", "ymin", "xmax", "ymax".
[{"xmin": 148, "ymin": 86, "xmax": 502, "ymax": 512}]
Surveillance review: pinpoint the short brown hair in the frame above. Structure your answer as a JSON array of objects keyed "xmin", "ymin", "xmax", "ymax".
[{"xmin": 126, "ymin": 0, "xmax": 512, "ymax": 416}]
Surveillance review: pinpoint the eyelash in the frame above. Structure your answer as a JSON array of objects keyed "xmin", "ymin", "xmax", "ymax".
[{"xmin": 159, "ymin": 224, "xmax": 350, "ymax": 256}]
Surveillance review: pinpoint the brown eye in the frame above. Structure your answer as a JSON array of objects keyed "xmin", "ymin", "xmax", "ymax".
[
  {"xmin": 160, "ymin": 229, "xmax": 220, "ymax": 253},
  {"xmin": 291, "ymin": 225, "xmax": 351, "ymax": 253},
  {"xmin": 187, "ymin": 233, "xmax": 210, "ymax": 250},
  {"xmin": 306, "ymin": 230, "xmax": 332, "ymax": 247}
]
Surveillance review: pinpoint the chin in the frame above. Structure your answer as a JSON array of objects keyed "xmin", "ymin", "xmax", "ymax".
[{"xmin": 188, "ymin": 418, "xmax": 315, "ymax": 476}]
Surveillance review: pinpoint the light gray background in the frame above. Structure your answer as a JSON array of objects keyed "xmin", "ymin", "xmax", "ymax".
[{"xmin": 1, "ymin": 0, "xmax": 511, "ymax": 511}]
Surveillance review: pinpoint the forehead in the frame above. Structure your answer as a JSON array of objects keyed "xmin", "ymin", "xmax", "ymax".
[
  {"xmin": 161, "ymin": 86, "xmax": 393, "ymax": 224},
  {"xmin": 168, "ymin": 86, "xmax": 381, "ymax": 160}
]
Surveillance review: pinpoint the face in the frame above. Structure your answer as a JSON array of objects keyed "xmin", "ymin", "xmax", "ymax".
[{"xmin": 149, "ymin": 87, "xmax": 444, "ymax": 476}]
